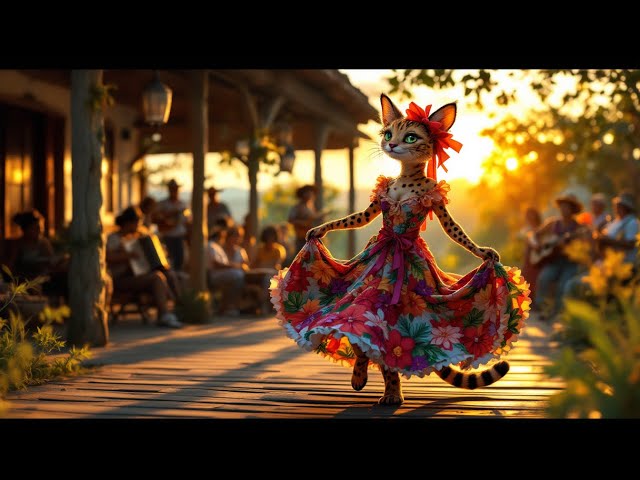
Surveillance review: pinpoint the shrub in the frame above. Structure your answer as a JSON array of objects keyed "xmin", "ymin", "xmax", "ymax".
[
  {"xmin": 0, "ymin": 267, "xmax": 91, "ymax": 415},
  {"xmin": 174, "ymin": 289, "xmax": 213, "ymax": 324}
]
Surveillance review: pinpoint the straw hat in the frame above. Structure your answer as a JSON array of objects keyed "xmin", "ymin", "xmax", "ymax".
[{"xmin": 555, "ymin": 193, "xmax": 583, "ymax": 214}]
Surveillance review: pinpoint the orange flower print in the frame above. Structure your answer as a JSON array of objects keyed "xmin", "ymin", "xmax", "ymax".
[
  {"xmin": 378, "ymin": 276, "xmax": 394, "ymax": 293},
  {"xmin": 310, "ymin": 261, "xmax": 335, "ymax": 284},
  {"xmin": 401, "ymin": 291, "xmax": 427, "ymax": 316},
  {"xmin": 301, "ymin": 298, "xmax": 321, "ymax": 316}
]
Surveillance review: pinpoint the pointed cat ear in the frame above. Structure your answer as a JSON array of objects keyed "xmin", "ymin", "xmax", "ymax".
[
  {"xmin": 380, "ymin": 94, "xmax": 403, "ymax": 126},
  {"xmin": 429, "ymin": 103, "xmax": 457, "ymax": 131}
]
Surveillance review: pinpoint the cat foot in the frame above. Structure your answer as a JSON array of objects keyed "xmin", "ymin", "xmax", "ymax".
[
  {"xmin": 351, "ymin": 358, "xmax": 369, "ymax": 391},
  {"xmin": 378, "ymin": 393, "xmax": 404, "ymax": 405}
]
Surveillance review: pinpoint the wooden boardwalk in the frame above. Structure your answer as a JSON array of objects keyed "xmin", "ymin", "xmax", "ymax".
[{"xmin": 5, "ymin": 314, "xmax": 562, "ymax": 418}]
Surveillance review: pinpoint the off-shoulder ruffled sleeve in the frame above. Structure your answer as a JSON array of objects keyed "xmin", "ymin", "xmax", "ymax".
[
  {"xmin": 370, "ymin": 175, "xmax": 392, "ymax": 202},
  {"xmin": 420, "ymin": 180, "xmax": 450, "ymax": 209}
]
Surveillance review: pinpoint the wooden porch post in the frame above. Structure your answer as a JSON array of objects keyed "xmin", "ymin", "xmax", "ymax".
[
  {"xmin": 347, "ymin": 138, "xmax": 357, "ymax": 258},
  {"xmin": 189, "ymin": 70, "xmax": 208, "ymax": 293},
  {"xmin": 314, "ymin": 123, "xmax": 330, "ymax": 212},
  {"xmin": 67, "ymin": 69, "xmax": 109, "ymax": 347}
]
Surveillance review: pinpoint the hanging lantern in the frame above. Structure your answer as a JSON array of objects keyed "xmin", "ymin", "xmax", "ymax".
[
  {"xmin": 142, "ymin": 70, "xmax": 172, "ymax": 126},
  {"xmin": 279, "ymin": 144, "xmax": 296, "ymax": 173}
]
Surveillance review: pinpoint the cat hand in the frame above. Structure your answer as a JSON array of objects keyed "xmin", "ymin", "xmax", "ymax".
[
  {"xmin": 306, "ymin": 226, "xmax": 327, "ymax": 241},
  {"xmin": 479, "ymin": 247, "xmax": 500, "ymax": 263}
]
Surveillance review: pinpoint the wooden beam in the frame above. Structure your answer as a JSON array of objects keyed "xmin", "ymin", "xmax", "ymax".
[
  {"xmin": 314, "ymin": 123, "xmax": 330, "ymax": 212},
  {"xmin": 228, "ymin": 70, "xmax": 363, "ymax": 136},
  {"xmin": 260, "ymin": 95, "xmax": 286, "ymax": 129},
  {"xmin": 189, "ymin": 70, "xmax": 208, "ymax": 293},
  {"xmin": 347, "ymin": 139, "xmax": 357, "ymax": 258}
]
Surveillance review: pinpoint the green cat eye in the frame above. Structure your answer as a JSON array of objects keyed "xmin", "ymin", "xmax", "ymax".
[
  {"xmin": 404, "ymin": 134, "xmax": 418, "ymax": 144},
  {"xmin": 384, "ymin": 131, "xmax": 392, "ymax": 141}
]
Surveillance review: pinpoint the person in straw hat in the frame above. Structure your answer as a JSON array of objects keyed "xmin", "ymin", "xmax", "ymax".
[
  {"xmin": 153, "ymin": 179, "xmax": 189, "ymax": 271},
  {"xmin": 206, "ymin": 186, "xmax": 232, "ymax": 235},
  {"xmin": 532, "ymin": 192, "xmax": 588, "ymax": 321}
]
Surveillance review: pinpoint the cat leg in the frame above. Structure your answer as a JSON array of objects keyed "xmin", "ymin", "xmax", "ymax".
[
  {"xmin": 378, "ymin": 366, "xmax": 404, "ymax": 405},
  {"xmin": 351, "ymin": 344, "xmax": 369, "ymax": 391}
]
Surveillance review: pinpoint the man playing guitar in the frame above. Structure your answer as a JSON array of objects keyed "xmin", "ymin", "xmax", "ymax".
[{"xmin": 532, "ymin": 193, "xmax": 589, "ymax": 321}]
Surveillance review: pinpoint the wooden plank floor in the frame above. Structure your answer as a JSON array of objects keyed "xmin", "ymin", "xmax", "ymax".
[{"xmin": 4, "ymin": 313, "xmax": 563, "ymax": 418}]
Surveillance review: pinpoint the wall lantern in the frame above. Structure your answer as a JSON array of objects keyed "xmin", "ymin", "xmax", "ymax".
[{"xmin": 142, "ymin": 70, "xmax": 172, "ymax": 126}]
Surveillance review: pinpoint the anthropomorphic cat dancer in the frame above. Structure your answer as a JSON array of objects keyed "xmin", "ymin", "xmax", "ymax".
[{"xmin": 270, "ymin": 94, "xmax": 531, "ymax": 405}]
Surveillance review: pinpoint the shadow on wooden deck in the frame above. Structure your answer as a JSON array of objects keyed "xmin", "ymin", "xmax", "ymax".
[{"xmin": 4, "ymin": 313, "xmax": 562, "ymax": 419}]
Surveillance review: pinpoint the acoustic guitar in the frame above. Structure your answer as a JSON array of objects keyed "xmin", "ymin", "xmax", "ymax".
[{"xmin": 529, "ymin": 225, "xmax": 590, "ymax": 266}]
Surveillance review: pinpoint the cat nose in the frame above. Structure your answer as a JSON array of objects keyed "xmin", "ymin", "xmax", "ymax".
[{"xmin": 388, "ymin": 143, "xmax": 397, "ymax": 148}]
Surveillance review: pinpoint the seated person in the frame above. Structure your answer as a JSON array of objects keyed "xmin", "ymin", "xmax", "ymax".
[
  {"xmin": 223, "ymin": 225, "xmax": 251, "ymax": 272},
  {"xmin": 8, "ymin": 210, "xmax": 68, "ymax": 299},
  {"xmin": 106, "ymin": 206, "xmax": 183, "ymax": 328},
  {"xmin": 254, "ymin": 225, "xmax": 287, "ymax": 271},
  {"xmin": 226, "ymin": 225, "xmax": 276, "ymax": 315},
  {"xmin": 206, "ymin": 226, "xmax": 245, "ymax": 316}
]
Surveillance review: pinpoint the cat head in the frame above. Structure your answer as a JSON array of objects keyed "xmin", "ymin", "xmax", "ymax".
[{"xmin": 379, "ymin": 93, "xmax": 457, "ymax": 166}]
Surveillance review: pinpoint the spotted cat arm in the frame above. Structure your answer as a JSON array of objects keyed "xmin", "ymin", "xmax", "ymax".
[
  {"xmin": 305, "ymin": 200, "xmax": 382, "ymax": 240},
  {"xmin": 433, "ymin": 203, "xmax": 500, "ymax": 262}
]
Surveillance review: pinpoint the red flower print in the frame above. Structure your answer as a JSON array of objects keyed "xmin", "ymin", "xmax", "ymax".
[
  {"xmin": 384, "ymin": 330, "xmax": 415, "ymax": 369},
  {"xmin": 382, "ymin": 305, "xmax": 400, "ymax": 326},
  {"xmin": 286, "ymin": 266, "xmax": 311, "ymax": 292},
  {"xmin": 325, "ymin": 336, "xmax": 341, "ymax": 354},
  {"xmin": 447, "ymin": 298, "xmax": 473, "ymax": 318},
  {"xmin": 335, "ymin": 304, "xmax": 369, "ymax": 336},
  {"xmin": 461, "ymin": 326, "xmax": 494, "ymax": 358},
  {"xmin": 355, "ymin": 287, "xmax": 382, "ymax": 309}
]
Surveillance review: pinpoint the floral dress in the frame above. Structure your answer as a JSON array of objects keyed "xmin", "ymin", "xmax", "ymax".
[{"xmin": 270, "ymin": 177, "xmax": 531, "ymax": 378}]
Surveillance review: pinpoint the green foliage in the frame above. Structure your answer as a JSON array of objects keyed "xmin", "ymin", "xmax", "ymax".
[
  {"xmin": 545, "ymin": 244, "xmax": 640, "ymax": 418},
  {"xmin": 174, "ymin": 289, "xmax": 213, "ymax": 324},
  {"xmin": 1, "ymin": 267, "xmax": 91, "ymax": 415},
  {"xmin": 87, "ymin": 83, "xmax": 116, "ymax": 113},
  {"xmin": 390, "ymin": 70, "xmax": 640, "ymax": 268}
]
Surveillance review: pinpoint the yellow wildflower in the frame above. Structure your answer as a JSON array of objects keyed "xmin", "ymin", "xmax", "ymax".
[
  {"xmin": 601, "ymin": 249, "xmax": 634, "ymax": 281},
  {"xmin": 582, "ymin": 265, "xmax": 608, "ymax": 296},
  {"xmin": 563, "ymin": 239, "xmax": 592, "ymax": 266}
]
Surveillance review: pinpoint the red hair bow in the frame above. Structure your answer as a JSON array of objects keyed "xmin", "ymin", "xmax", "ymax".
[{"xmin": 405, "ymin": 102, "xmax": 463, "ymax": 182}]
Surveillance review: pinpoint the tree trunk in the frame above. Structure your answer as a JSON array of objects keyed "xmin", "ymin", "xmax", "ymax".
[
  {"xmin": 189, "ymin": 70, "xmax": 208, "ymax": 293},
  {"xmin": 314, "ymin": 123, "xmax": 330, "ymax": 212},
  {"xmin": 247, "ymin": 151, "xmax": 259, "ymax": 240},
  {"xmin": 67, "ymin": 70, "xmax": 109, "ymax": 347}
]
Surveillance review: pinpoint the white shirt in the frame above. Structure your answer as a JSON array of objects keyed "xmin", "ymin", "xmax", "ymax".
[
  {"xmin": 105, "ymin": 232, "xmax": 129, "ymax": 278},
  {"xmin": 156, "ymin": 198, "xmax": 187, "ymax": 237},
  {"xmin": 602, "ymin": 214, "xmax": 640, "ymax": 264},
  {"xmin": 207, "ymin": 240, "xmax": 229, "ymax": 269}
]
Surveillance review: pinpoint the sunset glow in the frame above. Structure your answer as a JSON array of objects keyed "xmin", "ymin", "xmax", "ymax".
[
  {"xmin": 145, "ymin": 70, "xmax": 550, "ymax": 195},
  {"xmin": 505, "ymin": 157, "xmax": 519, "ymax": 171}
]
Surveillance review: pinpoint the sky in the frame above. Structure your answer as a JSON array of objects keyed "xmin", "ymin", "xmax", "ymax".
[{"xmin": 145, "ymin": 70, "xmax": 551, "ymax": 195}]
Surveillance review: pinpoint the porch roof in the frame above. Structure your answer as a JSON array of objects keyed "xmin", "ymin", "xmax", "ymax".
[{"xmin": 21, "ymin": 69, "xmax": 380, "ymax": 153}]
